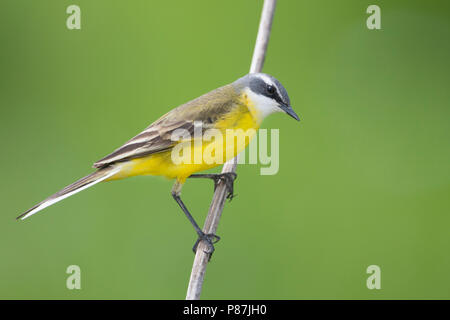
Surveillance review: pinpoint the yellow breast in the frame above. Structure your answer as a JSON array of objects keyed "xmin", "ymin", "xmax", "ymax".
[{"xmin": 110, "ymin": 94, "xmax": 260, "ymax": 182}]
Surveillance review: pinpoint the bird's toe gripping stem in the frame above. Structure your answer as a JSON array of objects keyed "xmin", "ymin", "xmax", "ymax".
[
  {"xmin": 214, "ymin": 172, "xmax": 237, "ymax": 201},
  {"xmin": 193, "ymin": 232, "xmax": 221, "ymax": 257}
]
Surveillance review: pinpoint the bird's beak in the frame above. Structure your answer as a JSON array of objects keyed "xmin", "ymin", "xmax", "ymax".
[{"xmin": 280, "ymin": 103, "xmax": 300, "ymax": 121}]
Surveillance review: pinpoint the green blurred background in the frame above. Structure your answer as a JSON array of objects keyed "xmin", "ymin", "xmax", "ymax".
[{"xmin": 1, "ymin": 0, "xmax": 449, "ymax": 299}]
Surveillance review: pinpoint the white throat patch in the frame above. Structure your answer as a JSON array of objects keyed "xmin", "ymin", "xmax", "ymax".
[{"xmin": 244, "ymin": 87, "xmax": 281, "ymax": 121}]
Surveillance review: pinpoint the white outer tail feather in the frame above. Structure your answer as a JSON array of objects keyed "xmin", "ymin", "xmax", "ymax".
[{"xmin": 19, "ymin": 167, "xmax": 121, "ymax": 220}]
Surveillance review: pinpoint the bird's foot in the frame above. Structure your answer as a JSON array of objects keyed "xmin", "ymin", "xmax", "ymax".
[
  {"xmin": 213, "ymin": 172, "xmax": 237, "ymax": 201},
  {"xmin": 192, "ymin": 232, "xmax": 221, "ymax": 258}
]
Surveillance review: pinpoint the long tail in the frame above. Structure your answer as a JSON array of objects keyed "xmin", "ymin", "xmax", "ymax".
[{"xmin": 16, "ymin": 166, "xmax": 121, "ymax": 221}]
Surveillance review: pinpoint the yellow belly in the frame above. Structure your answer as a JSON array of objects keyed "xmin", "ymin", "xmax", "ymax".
[{"xmin": 108, "ymin": 106, "xmax": 260, "ymax": 183}]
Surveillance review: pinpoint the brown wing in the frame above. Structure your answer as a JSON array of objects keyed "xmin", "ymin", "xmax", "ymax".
[{"xmin": 93, "ymin": 84, "xmax": 238, "ymax": 168}]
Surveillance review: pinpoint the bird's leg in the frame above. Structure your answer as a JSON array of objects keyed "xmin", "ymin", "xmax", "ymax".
[
  {"xmin": 188, "ymin": 172, "xmax": 237, "ymax": 201},
  {"xmin": 171, "ymin": 181, "xmax": 220, "ymax": 257}
]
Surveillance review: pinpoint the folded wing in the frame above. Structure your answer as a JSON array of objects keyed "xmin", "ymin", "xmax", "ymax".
[{"xmin": 93, "ymin": 84, "xmax": 237, "ymax": 168}]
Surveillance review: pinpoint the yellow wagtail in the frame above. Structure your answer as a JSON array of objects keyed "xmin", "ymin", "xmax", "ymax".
[{"xmin": 17, "ymin": 73, "xmax": 299, "ymax": 253}]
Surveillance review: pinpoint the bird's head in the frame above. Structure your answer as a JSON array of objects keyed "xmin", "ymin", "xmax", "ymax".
[{"xmin": 234, "ymin": 73, "xmax": 299, "ymax": 122}]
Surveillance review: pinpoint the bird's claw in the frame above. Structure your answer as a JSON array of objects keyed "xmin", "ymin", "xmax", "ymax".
[
  {"xmin": 192, "ymin": 233, "xmax": 221, "ymax": 258},
  {"xmin": 213, "ymin": 172, "xmax": 237, "ymax": 201}
]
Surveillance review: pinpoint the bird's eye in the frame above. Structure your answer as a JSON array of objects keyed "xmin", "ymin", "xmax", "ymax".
[{"xmin": 267, "ymin": 85, "xmax": 275, "ymax": 95}]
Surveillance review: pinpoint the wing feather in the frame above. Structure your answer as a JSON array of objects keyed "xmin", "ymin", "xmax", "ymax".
[{"xmin": 93, "ymin": 84, "xmax": 238, "ymax": 168}]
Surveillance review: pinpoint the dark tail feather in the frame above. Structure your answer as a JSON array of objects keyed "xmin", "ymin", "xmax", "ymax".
[{"xmin": 16, "ymin": 166, "xmax": 121, "ymax": 220}]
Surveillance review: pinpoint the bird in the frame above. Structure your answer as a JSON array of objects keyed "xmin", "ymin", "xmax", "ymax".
[{"xmin": 17, "ymin": 73, "xmax": 299, "ymax": 253}]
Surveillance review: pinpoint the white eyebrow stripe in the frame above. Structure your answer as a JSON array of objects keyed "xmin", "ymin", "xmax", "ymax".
[
  {"xmin": 255, "ymin": 74, "xmax": 283, "ymax": 99},
  {"xmin": 256, "ymin": 73, "xmax": 274, "ymax": 86}
]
